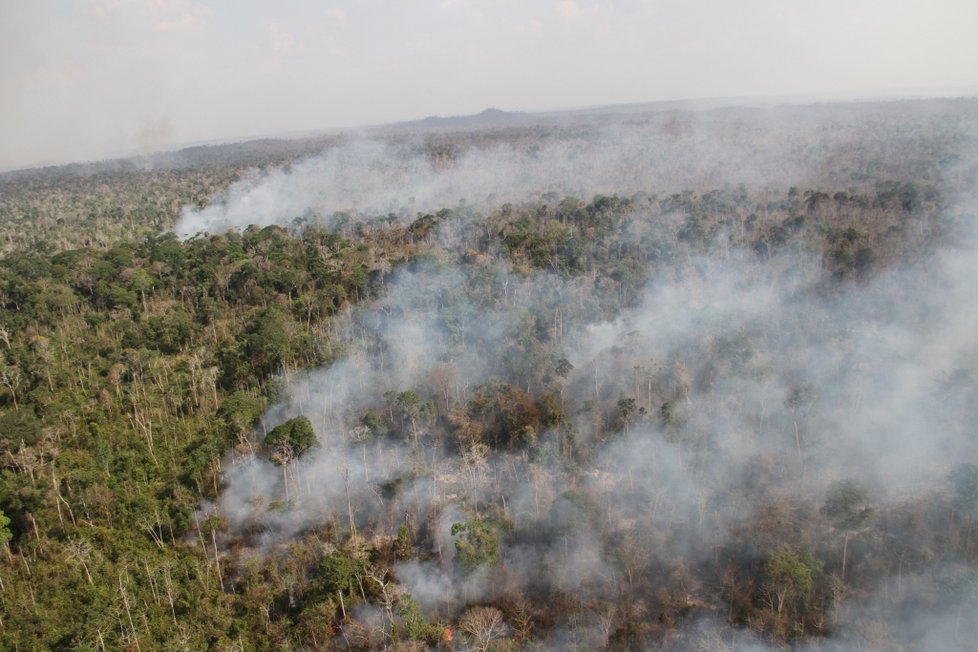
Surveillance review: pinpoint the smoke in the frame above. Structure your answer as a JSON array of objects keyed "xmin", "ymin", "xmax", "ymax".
[
  {"xmin": 212, "ymin": 261, "xmax": 566, "ymax": 542},
  {"xmin": 169, "ymin": 126, "xmax": 723, "ymax": 237},
  {"xmin": 174, "ymin": 100, "xmax": 975, "ymax": 238},
  {"xmin": 197, "ymin": 100, "xmax": 978, "ymax": 647},
  {"xmin": 579, "ymin": 241, "xmax": 978, "ymax": 488}
]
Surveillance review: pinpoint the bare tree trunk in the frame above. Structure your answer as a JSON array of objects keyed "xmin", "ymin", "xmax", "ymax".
[
  {"xmin": 793, "ymin": 420, "xmax": 805, "ymax": 478},
  {"xmin": 119, "ymin": 568, "xmax": 142, "ymax": 652},
  {"xmin": 345, "ymin": 468, "xmax": 357, "ymax": 540},
  {"xmin": 841, "ymin": 530, "xmax": 850, "ymax": 582},
  {"xmin": 212, "ymin": 528, "xmax": 224, "ymax": 590}
]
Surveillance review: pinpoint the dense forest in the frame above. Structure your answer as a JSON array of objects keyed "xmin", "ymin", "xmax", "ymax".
[{"xmin": 0, "ymin": 99, "xmax": 977, "ymax": 650}]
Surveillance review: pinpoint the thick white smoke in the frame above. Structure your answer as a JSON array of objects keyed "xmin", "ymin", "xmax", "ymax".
[
  {"xmin": 174, "ymin": 102, "xmax": 972, "ymax": 238},
  {"xmin": 197, "ymin": 100, "xmax": 978, "ymax": 648}
]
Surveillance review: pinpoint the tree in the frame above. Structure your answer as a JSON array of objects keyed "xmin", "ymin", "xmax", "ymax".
[
  {"xmin": 0, "ymin": 508, "xmax": 10, "ymax": 592},
  {"xmin": 393, "ymin": 524, "xmax": 412, "ymax": 560},
  {"xmin": 951, "ymin": 463, "xmax": 978, "ymax": 511},
  {"xmin": 549, "ymin": 489, "xmax": 595, "ymax": 536},
  {"xmin": 264, "ymin": 416, "xmax": 317, "ymax": 500},
  {"xmin": 264, "ymin": 416, "xmax": 317, "ymax": 459},
  {"xmin": 242, "ymin": 306, "xmax": 294, "ymax": 381},
  {"xmin": 617, "ymin": 395, "xmax": 637, "ymax": 432},
  {"xmin": 761, "ymin": 545, "xmax": 824, "ymax": 639},
  {"xmin": 0, "ymin": 508, "xmax": 11, "ymax": 550},
  {"xmin": 201, "ymin": 514, "xmax": 227, "ymax": 589},
  {"xmin": 218, "ymin": 390, "xmax": 266, "ymax": 440},
  {"xmin": 459, "ymin": 606, "xmax": 507, "ymax": 652},
  {"xmin": 394, "ymin": 594, "xmax": 441, "ymax": 644},
  {"xmin": 315, "ymin": 552, "xmax": 366, "ymax": 601},
  {"xmin": 384, "ymin": 390, "xmax": 435, "ymax": 444},
  {"xmin": 451, "ymin": 519, "xmax": 500, "ymax": 574},
  {"xmin": 803, "ymin": 190, "xmax": 830, "ymax": 216},
  {"xmin": 950, "ymin": 568, "xmax": 978, "ymax": 636},
  {"xmin": 951, "ymin": 463, "xmax": 978, "ymax": 551},
  {"xmin": 360, "ymin": 410, "xmax": 389, "ymax": 438},
  {"xmin": 0, "ymin": 362, "xmax": 22, "ymax": 409},
  {"xmin": 823, "ymin": 480, "xmax": 873, "ymax": 581},
  {"xmin": 0, "ymin": 408, "xmax": 41, "ymax": 449}
]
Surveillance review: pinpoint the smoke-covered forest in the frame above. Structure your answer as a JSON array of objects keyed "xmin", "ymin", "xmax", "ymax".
[{"xmin": 1, "ymin": 98, "xmax": 977, "ymax": 650}]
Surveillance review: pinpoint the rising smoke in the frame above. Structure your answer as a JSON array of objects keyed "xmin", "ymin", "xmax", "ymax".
[
  {"xmin": 194, "ymin": 100, "xmax": 978, "ymax": 649},
  {"xmin": 174, "ymin": 102, "xmax": 971, "ymax": 239}
]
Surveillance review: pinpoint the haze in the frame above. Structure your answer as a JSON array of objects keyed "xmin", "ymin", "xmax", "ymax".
[{"xmin": 2, "ymin": 0, "xmax": 977, "ymax": 171}]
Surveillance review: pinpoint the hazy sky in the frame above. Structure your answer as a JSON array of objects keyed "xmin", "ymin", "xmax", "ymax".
[{"xmin": 2, "ymin": 0, "xmax": 977, "ymax": 170}]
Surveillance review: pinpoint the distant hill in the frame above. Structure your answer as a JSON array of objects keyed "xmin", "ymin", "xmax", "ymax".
[
  {"xmin": 6, "ymin": 95, "xmax": 977, "ymax": 181},
  {"xmin": 407, "ymin": 107, "xmax": 534, "ymax": 129}
]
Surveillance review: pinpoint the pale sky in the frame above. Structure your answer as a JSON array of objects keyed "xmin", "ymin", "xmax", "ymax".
[{"xmin": 2, "ymin": 0, "xmax": 977, "ymax": 170}]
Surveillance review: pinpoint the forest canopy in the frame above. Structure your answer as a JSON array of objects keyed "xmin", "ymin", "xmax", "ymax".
[{"xmin": 0, "ymin": 98, "xmax": 977, "ymax": 650}]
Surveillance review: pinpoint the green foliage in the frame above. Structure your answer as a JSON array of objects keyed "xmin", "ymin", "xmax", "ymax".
[
  {"xmin": 394, "ymin": 524, "xmax": 412, "ymax": 560},
  {"xmin": 616, "ymin": 395, "xmax": 638, "ymax": 431},
  {"xmin": 549, "ymin": 489, "xmax": 596, "ymax": 535},
  {"xmin": 823, "ymin": 480, "xmax": 874, "ymax": 529},
  {"xmin": 762, "ymin": 545, "xmax": 826, "ymax": 637},
  {"xmin": 466, "ymin": 380, "xmax": 543, "ymax": 449},
  {"xmin": 765, "ymin": 546, "xmax": 821, "ymax": 598},
  {"xmin": 384, "ymin": 389, "xmax": 436, "ymax": 442},
  {"xmin": 242, "ymin": 307, "xmax": 294, "ymax": 379},
  {"xmin": 554, "ymin": 357, "xmax": 574, "ymax": 378},
  {"xmin": 0, "ymin": 115, "xmax": 972, "ymax": 649},
  {"xmin": 0, "ymin": 209, "xmax": 390, "ymax": 649},
  {"xmin": 0, "ymin": 509, "xmax": 11, "ymax": 548},
  {"xmin": 218, "ymin": 390, "xmax": 266, "ymax": 437},
  {"xmin": 0, "ymin": 408, "xmax": 41, "ymax": 447},
  {"xmin": 315, "ymin": 552, "xmax": 366, "ymax": 599},
  {"xmin": 361, "ymin": 409, "xmax": 390, "ymax": 437},
  {"xmin": 395, "ymin": 594, "xmax": 443, "ymax": 643},
  {"xmin": 143, "ymin": 307, "xmax": 197, "ymax": 353},
  {"xmin": 451, "ymin": 519, "xmax": 501, "ymax": 574},
  {"xmin": 264, "ymin": 415, "xmax": 317, "ymax": 459},
  {"xmin": 716, "ymin": 333, "xmax": 754, "ymax": 367}
]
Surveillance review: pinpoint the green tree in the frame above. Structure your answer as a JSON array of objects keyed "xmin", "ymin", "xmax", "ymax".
[
  {"xmin": 218, "ymin": 390, "xmax": 266, "ymax": 439},
  {"xmin": 315, "ymin": 552, "xmax": 366, "ymax": 600},
  {"xmin": 393, "ymin": 524, "xmax": 412, "ymax": 560},
  {"xmin": 264, "ymin": 416, "xmax": 317, "ymax": 460},
  {"xmin": 385, "ymin": 390, "xmax": 435, "ymax": 444},
  {"xmin": 823, "ymin": 480, "xmax": 873, "ymax": 581},
  {"xmin": 762, "ymin": 545, "xmax": 824, "ymax": 639},
  {"xmin": 242, "ymin": 306, "xmax": 294, "ymax": 381},
  {"xmin": 549, "ymin": 489, "xmax": 595, "ymax": 535},
  {"xmin": 617, "ymin": 395, "xmax": 637, "ymax": 432},
  {"xmin": 451, "ymin": 519, "xmax": 500, "ymax": 574},
  {"xmin": 0, "ymin": 508, "xmax": 11, "ymax": 549}
]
